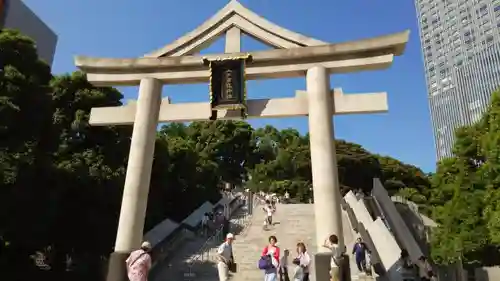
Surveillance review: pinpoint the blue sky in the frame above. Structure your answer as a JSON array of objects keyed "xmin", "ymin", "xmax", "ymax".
[{"xmin": 23, "ymin": 0, "xmax": 436, "ymax": 172}]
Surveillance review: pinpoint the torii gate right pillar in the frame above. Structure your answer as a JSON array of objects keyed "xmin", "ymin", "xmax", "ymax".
[
  {"xmin": 307, "ymin": 66, "xmax": 344, "ymax": 250},
  {"xmin": 307, "ymin": 66, "xmax": 350, "ymax": 281}
]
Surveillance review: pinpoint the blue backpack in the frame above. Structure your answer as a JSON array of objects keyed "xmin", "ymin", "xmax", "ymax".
[{"xmin": 258, "ymin": 255, "xmax": 273, "ymax": 270}]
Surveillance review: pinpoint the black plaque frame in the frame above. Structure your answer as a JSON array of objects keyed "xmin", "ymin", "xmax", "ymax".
[{"xmin": 203, "ymin": 55, "xmax": 253, "ymax": 120}]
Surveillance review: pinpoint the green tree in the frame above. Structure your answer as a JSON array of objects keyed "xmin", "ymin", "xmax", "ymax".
[
  {"xmin": 0, "ymin": 29, "xmax": 54, "ymax": 280},
  {"xmin": 247, "ymin": 127, "xmax": 429, "ymax": 204},
  {"xmin": 430, "ymin": 90, "xmax": 500, "ymax": 266}
]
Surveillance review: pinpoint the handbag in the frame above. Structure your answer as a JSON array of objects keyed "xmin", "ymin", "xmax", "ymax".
[
  {"xmin": 258, "ymin": 255, "xmax": 273, "ymax": 270},
  {"xmin": 228, "ymin": 261, "xmax": 237, "ymax": 273}
]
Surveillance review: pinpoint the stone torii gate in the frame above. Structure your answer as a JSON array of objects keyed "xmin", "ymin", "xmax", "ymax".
[{"xmin": 74, "ymin": 1, "xmax": 408, "ymax": 280}]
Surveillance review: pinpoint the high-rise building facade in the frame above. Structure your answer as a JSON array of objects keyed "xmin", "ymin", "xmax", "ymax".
[
  {"xmin": 1, "ymin": 0, "xmax": 58, "ymax": 65},
  {"xmin": 415, "ymin": 0, "xmax": 500, "ymax": 160}
]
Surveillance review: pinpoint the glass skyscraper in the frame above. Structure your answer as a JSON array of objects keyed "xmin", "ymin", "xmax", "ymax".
[{"xmin": 415, "ymin": 0, "xmax": 500, "ymax": 160}]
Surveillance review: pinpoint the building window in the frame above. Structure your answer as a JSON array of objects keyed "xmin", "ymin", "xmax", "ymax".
[{"xmin": 469, "ymin": 100, "xmax": 481, "ymax": 110}]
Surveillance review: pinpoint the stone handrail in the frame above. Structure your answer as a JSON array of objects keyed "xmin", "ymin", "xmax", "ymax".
[
  {"xmin": 390, "ymin": 195, "xmax": 424, "ymax": 226},
  {"xmin": 342, "ymin": 197, "xmax": 384, "ymax": 276},
  {"xmin": 371, "ymin": 179, "xmax": 424, "ymax": 265},
  {"xmin": 184, "ymin": 196, "xmax": 251, "ymax": 278},
  {"xmin": 147, "ymin": 191, "xmax": 243, "ymax": 275},
  {"xmin": 344, "ymin": 190, "xmax": 403, "ymax": 280}
]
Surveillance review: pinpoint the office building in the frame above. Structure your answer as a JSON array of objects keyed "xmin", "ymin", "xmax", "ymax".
[
  {"xmin": 1, "ymin": 0, "xmax": 57, "ymax": 65},
  {"xmin": 415, "ymin": 0, "xmax": 500, "ymax": 160}
]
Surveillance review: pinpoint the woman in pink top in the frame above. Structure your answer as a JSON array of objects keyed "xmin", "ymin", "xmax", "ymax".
[
  {"xmin": 262, "ymin": 236, "xmax": 280, "ymax": 281},
  {"xmin": 126, "ymin": 241, "xmax": 153, "ymax": 281}
]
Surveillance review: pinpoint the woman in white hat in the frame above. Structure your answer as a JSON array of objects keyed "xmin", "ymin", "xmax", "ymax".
[{"xmin": 125, "ymin": 241, "xmax": 152, "ymax": 281}]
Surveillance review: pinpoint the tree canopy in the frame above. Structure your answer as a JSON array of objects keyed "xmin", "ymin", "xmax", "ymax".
[
  {"xmin": 0, "ymin": 29, "xmax": 430, "ymax": 281},
  {"xmin": 429, "ymin": 90, "xmax": 500, "ymax": 266}
]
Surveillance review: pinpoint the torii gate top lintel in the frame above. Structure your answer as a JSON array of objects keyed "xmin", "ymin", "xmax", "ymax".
[
  {"xmin": 144, "ymin": 0, "xmax": 327, "ymax": 58},
  {"xmin": 73, "ymin": 1, "xmax": 409, "ymax": 86}
]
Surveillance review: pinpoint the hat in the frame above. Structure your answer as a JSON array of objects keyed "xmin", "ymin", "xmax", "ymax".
[
  {"xmin": 141, "ymin": 241, "xmax": 152, "ymax": 249},
  {"xmin": 226, "ymin": 233, "xmax": 235, "ymax": 239}
]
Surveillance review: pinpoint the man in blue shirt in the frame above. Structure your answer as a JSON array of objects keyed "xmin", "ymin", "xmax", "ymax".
[{"xmin": 352, "ymin": 238, "xmax": 368, "ymax": 274}]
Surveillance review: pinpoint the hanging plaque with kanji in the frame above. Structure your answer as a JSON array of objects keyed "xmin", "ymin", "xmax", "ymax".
[{"xmin": 203, "ymin": 55, "xmax": 252, "ymax": 120}]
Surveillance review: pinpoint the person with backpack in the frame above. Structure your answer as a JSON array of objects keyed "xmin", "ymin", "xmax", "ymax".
[
  {"xmin": 125, "ymin": 241, "xmax": 152, "ymax": 281},
  {"xmin": 322, "ymin": 234, "xmax": 342, "ymax": 281},
  {"xmin": 259, "ymin": 235, "xmax": 280, "ymax": 281}
]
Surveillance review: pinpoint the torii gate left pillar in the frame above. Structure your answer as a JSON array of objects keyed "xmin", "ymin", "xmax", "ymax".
[{"xmin": 106, "ymin": 78, "xmax": 162, "ymax": 281}]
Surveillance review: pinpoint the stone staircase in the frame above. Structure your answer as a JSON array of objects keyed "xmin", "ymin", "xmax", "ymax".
[
  {"xmin": 230, "ymin": 204, "xmax": 374, "ymax": 281},
  {"xmin": 152, "ymin": 203, "xmax": 376, "ymax": 281},
  {"xmin": 151, "ymin": 206, "xmax": 250, "ymax": 281}
]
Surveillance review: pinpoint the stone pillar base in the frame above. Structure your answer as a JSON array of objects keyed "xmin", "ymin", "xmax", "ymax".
[
  {"xmin": 339, "ymin": 254, "xmax": 351, "ymax": 281},
  {"xmin": 314, "ymin": 253, "xmax": 331, "ymax": 281},
  {"xmin": 313, "ymin": 253, "xmax": 351, "ymax": 281},
  {"xmin": 106, "ymin": 251, "xmax": 129, "ymax": 281}
]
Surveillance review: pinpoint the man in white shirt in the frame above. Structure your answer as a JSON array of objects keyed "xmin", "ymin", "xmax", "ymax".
[
  {"xmin": 263, "ymin": 201, "xmax": 274, "ymax": 229},
  {"xmin": 323, "ymin": 234, "xmax": 343, "ymax": 281},
  {"xmin": 217, "ymin": 233, "xmax": 235, "ymax": 281}
]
